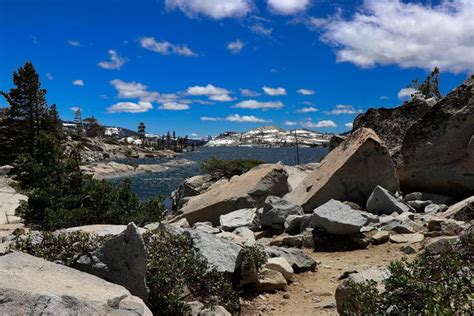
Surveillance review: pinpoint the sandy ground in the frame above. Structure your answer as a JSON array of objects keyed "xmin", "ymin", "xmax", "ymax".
[{"xmin": 241, "ymin": 242, "xmax": 419, "ymax": 316}]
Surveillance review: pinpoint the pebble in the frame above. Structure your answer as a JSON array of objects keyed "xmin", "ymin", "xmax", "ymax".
[{"xmin": 283, "ymin": 293, "xmax": 290, "ymax": 299}]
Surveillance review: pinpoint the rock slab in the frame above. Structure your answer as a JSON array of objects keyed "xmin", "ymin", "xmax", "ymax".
[{"xmin": 312, "ymin": 200, "xmax": 369, "ymax": 235}]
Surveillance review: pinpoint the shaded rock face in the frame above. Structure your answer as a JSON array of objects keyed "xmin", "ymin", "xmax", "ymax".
[
  {"xmin": 261, "ymin": 196, "xmax": 304, "ymax": 229},
  {"xmin": 285, "ymin": 128, "xmax": 399, "ymax": 212},
  {"xmin": 180, "ymin": 164, "xmax": 289, "ymax": 226},
  {"xmin": 353, "ymin": 99, "xmax": 434, "ymax": 160},
  {"xmin": 398, "ymin": 77, "xmax": 474, "ymax": 196},
  {"xmin": 0, "ymin": 252, "xmax": 151, "ymax": 316},
  {"xmin": 73, "ymin": 223, "xmax": 149, "ymax": 300},
  {"xmin": 265, "ymin": 246, "xmax": 317, "ymax": 272},
  {"xmin": 366, "ymin": 186, "xmax": 412, "ymax": 215}
]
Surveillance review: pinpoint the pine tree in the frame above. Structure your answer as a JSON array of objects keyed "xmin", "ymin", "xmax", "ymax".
[
  {"xmin": 0, "ymin": 61, "xmax": 52, "ymax": 164},
  {"xmin": 138, "ymin": 122, "xmax": 146, "ymax": 146}
]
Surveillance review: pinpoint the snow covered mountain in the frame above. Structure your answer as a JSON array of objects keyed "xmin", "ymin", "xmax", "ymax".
[{"xmin": 205, "ymin": 126, "xmax": 332, "ymax": 147}]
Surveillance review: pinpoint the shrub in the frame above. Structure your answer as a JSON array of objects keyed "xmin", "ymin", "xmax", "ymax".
[
  {"xmin": 201, "ymin": 156, "xmax": 266, "ymax": 178},
  {"xmin": 241, "ymin": 245, "xmax": 267, "ymax": 273},
  {"xmin": 17, "ymin": 178, "xmax": 166, "ymax": 231},
  {"xmin": 9, "ymin": 229, "xmax": 240, "ymax": 315},
  {"xmin": 340, "ymin": 232, "xmax": 473, "ymax": 315}
]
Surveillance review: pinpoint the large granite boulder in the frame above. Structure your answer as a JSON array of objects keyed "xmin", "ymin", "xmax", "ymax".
[
  {"xmin": 261, "ymin": 196, "xmax": 304, "ymax": 229},
  {"xmin": 285, "ymin": 128, "xmax": 399, "ymax": 212},
  {"xmin": 312, "ymin": 200, "xmax": 371, "ymax": 235},
  {"xmin": 59, "ymin": 224, "xmax": 147, "ymax": 237},
  {"xmin": 0, "ymin": 252, "xmax": 151, "ymax": 315},
  {"xmin": 180, "ymin": 164, "xmax": 289, "ymax": 225},
  {"xmin": 0, "ymin": 175, "xmax": 26, "ymax": 225},
  {"xmin": 353, "ymin": 98, "xmax": 435, "ymax": 160},
  {"xmin": 219, "ymin": 208, "xmax": 257, "ymax": 231},
  {"xmin": 184, "ymin": 229, "xmax": 242, "ymax": 274},
  {"xmin": 366, "ymin": 186, "xmax": 412, "ymax": 215},
  {"xmin": 397, "ymin": 76, "xmax": 474, "ymax": 196},
  {"xmin": 73, "ymin": 223, "xmax": 149, "ymax": 300}
]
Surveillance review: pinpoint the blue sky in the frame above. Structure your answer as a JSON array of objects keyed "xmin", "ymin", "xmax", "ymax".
[{"xmin": 1, "ymin": 0, "xmax": 472, "ymax": 137}]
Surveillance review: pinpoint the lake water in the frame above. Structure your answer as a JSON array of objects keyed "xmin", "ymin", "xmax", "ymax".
[{"xmin": 110, "ymin": 146, "xmax": 328, "ymax": 207}]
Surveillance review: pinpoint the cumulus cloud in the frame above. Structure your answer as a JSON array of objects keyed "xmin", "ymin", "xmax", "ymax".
[
  {"xmin": 98, "ymin": 50, "xmax": 128, "ymax": 70},
  {"xmin": 285, "ymin": 121, "xmax": 297, "ymax": 126},
  {"xmin": 140, "ymin": 37, "xmax": 196, "ymax": 57},
  {"xmin": 267, "ymin": 0, "xmax": 310, "ymax": 15},
  {"xmin": 227, "ymin": 39, "xmax": 245, "ymax": 54},
  {"xmin": 201, "ymin": 114, "xmax": 271, "ymax": 123},
  {"xmin": 297, "ymin": 107, "xmax": 318, "ymax": 113},
  {"xmin": 186, "ymin": 84, "xmax": 232, "ymax": 102},
  {"xmin": 110, "ymin": 79, "xmax": 178, "ymax": 103},
  {"xmin": 69, "ymin": 107, "xmax": 81, "ymax": 112},
  {"xmin": 68, "ymin": 40, "xmax": 80, "ymax": 47},
  {"xmin": 190, "ymin": 133, "xmax": 199, "ymax": 137},
  {"xmin": 345, "ymin": 122, "xmax": 354, "ymax": 129},
  {"xmin": 165, "ymin": 0, "xmax": 252, "ymax": 19},
  {"xmin": 73, "ymin": 79, "xmax": 84, "ymax": 86},
  {"xmin": 233, "ymin": 99, "xmax": 283, "ymax": 109},
  {"xmin": 263, "ymin": 86, "xmax": 287, "ymax": 96},
  {"xmin": 320, "ymin": 0, "xmax": 474, "ymax": 73},
  {"xmin": 398, "ymin": 87, "xmax": 419, "ymax": 100},
  {"xmin": 46, "ymin": 73, "xmax": 54, "ymax": 80},
  {"xmin": 325, "ymin": 104, "xmax": 361, "ymax": 115},
  {"xmin": 159, "ymin": 102, "xmax": 190, "ymax": 110},
  {"xmin": 297, "ymin": 88, "xmax": 315, "ymax": 95},
  {"xmin": 107, "ymin": 101, "xmax": 153, "ymax": 113},
  {"xmin": 249, "ymin": 23, "xmax": 273, "ymax": 36},
  {"xmin": 240, "ymin": 88, "xmax": 260, "ymax": 97},
  {"xmin": 302, "ymin": 120, "xmax": 337, "ymax": 128}
]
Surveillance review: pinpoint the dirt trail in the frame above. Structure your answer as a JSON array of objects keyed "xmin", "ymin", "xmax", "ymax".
[{"xmin": 241, "ymin": 243, "xmax": 418, "ymax": 315}]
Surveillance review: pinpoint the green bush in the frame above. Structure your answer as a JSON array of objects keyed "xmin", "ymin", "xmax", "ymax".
[
  {"xmin": 201, "ymin": 156, "xmax": 266, "ymax": 178},
  {"xmin": 9, "ymin": 229, "xmax": 240, "ymax": 315},
  {"xmin": 17, "ymin": 177, "xmax": 166, "ymax": 231},
  {"xmin": 341, "ymin": 233, "xmax": 473, "ymax": 315},
  {"xmin": 241, "ymin": 245, "xmax": 267, "ymax": 273}
]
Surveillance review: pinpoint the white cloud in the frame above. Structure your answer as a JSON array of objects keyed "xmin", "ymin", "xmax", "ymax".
[
  {"xmin": 46, "ymin": 73, "xmax": 54, "ymax": 80},
  {"xmin": 325, "ymin": 104, "xmax": 361, "ymax": 115},
  {"xmin": 165, "ymin": 0, "xmax": 252, "ymax": 19},
  {"xmin": 227, "ymin": 39, "xmax": 245, "ymax": 54},
  {"xmin": 233, "ymin": 99, "xmax": 283, "ymax": 109},
  {"xmin": 320, "ymin": 0, "xmax": 474, "ymax": 73},
  {"xmin": 240, "ymin": 88, "xmax": 260, "ymax": 97},
  {"xmin": 110, "ymin": 79, "xmax": 178, "ymax": 103},
  {"xmin": 398, "ymin": 87, "xmax": 419, "ymax": 100},
  {"xmin": 285, "ymin": 121, "xmax": 297, "ymax": 126},
  {"xmin": 201, "ymin": 114, "xmax": 271, "ymax": 123},
  {"xmin": 68, "ymin": 40, "xmax": 80, "ymax": 47},
  {"xmin": 190, "ymin": 133, "xmax": 199, "ymax": 137},
  {"xmin": 159, "ymin": 102, "xmax": 190, "ymax": 110},
  {"xmin": 209, "ymin": 94, "xmax": 234, "ymax": 102},
  {"xmin": 69, "ymin": 107, "xmax": 81, "ymax": 112},
  {"xmin": 297, "ymin": 88, "xmax": 315, "ymax": 95},
  {"xmin": 98, "ymin": 50, "xmax": 128, "ymax": 70},
  {"xmin": 186, "ymin": 84, "xmax": 232, "ymax": 102},
  {"xmin": 263, "ymin": 86, "xmax": 287, "ymax": 96},
  {"xmin": 302, "ymin": 120, "xmax": 337, "ymax": 128},
  {"xmin": 140, "ymin": 37, "xmax": 196, "ymax": 57},
  {"xmin": 73, "ymin": 80, "xmax": 84, "ymax": 86},
  {"xmin": 249, "ymin": 23, "xmax": 273, "ymax": 36},
  {"xmin": 345, "ymin": 122, "xmax": 354, "ymax": 129},
  {"xmin": 107, "ymin": 101, "xmax": 153, "ymax": 113},
  {"xmin": 297, "ymin": 107, "xmax": 318, "ymax": 113},
  {"xmin": 380, "ymin": 96, "xmax": 390, "ymax": 100},
  {"xmin": 267, "ymin": 0, "xmax": 310, "ymax": 15}
]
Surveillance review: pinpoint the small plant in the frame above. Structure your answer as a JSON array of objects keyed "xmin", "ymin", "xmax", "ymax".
[
  {"xmin": 241, "ymin": 245, "xmax": 267, "ymax": 273},
  {"xmin": 340, "ymin": 232, "xmax": 473, "ymax": 315},
  {"xmin": 201, "ymin": 156, "xmax": 266, "ymax": 178}
]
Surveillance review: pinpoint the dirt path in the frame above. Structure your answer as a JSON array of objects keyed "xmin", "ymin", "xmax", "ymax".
[{"xmin": 241, "ymin": 242, "xmax": 419, "ymax": 315}]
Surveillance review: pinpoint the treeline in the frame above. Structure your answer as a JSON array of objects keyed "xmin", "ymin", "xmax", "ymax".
[{"xmin": 0, "ymin": 62, "xmax": 165, "ymax": 230}]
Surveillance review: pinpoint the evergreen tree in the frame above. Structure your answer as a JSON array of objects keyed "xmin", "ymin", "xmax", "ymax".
[
  {"xmin": 408, "ymin": 67, "xmax": 442, "ymax": 100},
  {"xmin": 138, "ymin": 122, "xmax": 146, "ymax": 146},
  {"xmin": 83, "ymin": 116, "xmax": 104, "ymax": 138},
  {"xmin": 73, "ymin": 108, "xmax": 84, "ymax": 137},
  {"xmin": 0, "ymin": 61, "xmax": 53, "ymax": 164}
]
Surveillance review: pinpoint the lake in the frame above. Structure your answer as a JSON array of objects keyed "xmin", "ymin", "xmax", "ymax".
[{"xmin": 110, "ymin": 146, "xmax": 328, "ymax": 207}]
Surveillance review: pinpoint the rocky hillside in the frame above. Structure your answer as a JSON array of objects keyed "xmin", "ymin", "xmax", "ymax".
[
  {"xmin": 206, "ymin": 125, "xmax": 332, "ymax": 147},
  {"xmin": 354, "ymin": 75, "xmax": 474, "ymax": 197}
]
